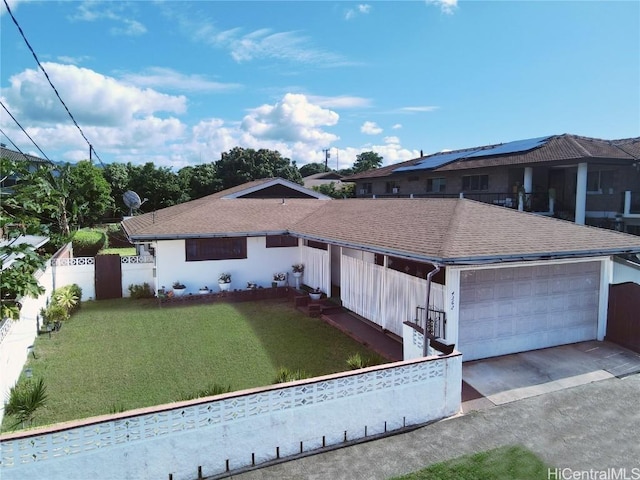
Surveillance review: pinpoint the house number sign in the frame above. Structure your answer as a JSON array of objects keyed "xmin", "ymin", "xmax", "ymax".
[{"xmin": 450, "ymin": 291, "xmax": 455, "ymax": 311}]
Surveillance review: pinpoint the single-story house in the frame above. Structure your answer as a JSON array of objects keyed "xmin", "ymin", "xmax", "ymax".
[
  {"xmin": 122, "ymin": 178, "xmax": 640, "ymax": 362},
  {"xmin": 344, "ymin": 134, "xmax": 640, "ymax": 233},
  {"xmin": 302, "ymin": 171, "xmax": 352, "ymax": 191}
]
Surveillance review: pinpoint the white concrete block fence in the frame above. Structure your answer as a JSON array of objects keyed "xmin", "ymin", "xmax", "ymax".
[{"xmin": 0, "ymin": 353, "xmax": 462, "ymax": 480}]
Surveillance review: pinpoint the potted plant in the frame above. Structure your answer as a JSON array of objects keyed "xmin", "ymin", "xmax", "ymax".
[
  {"xmin": 273, "ymin": 272, "xmax": 286, "ymax": 287},
  {"xmin": 198, "ymin": 286, "xmax": 210, "ymax": 295},
  {"xmin": 246, "ymin": 281, "xmax": 257, "ymax": 290},
  {"xmin": 172, "ymin": 281, "xmax": 186, "ymax": 296},
  {"xmin": 218, "ymin": 273, "xmax": 231, "ymax": 292},
  {"xmin": 309, "ymin": 287, "xmax": 322, "ymax": 302},
  {"xmin": 291, "ymin": 264, "xmax": 304, "ymax": 287}
]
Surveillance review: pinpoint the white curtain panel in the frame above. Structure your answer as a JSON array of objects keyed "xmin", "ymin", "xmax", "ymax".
[
  {"xmin": 341, "ymin": 255, "xmax": 384, "ymax": 327},
  {"xmin": 341, "ymin": 254, "xmax": 446, "ymax": 337},
  {"xmin": 300, "ymin": 246, "xmax": 329, "ymax": 293}
]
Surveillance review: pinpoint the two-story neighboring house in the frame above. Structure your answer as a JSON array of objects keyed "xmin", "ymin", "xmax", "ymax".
[{"xmin": 345, "ymin": 134, "xmax": 640, "ymax": 234}]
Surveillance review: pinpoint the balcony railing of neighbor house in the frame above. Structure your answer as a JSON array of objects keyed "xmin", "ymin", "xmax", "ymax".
[{"xmin": 622, "ymin": 191, "xmax": 640, "ymax": 215}]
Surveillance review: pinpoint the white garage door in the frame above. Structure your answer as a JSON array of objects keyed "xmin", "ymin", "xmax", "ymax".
[{"xmin": 458, "ymin": 261, "xmax": 600, "ymax": 361}]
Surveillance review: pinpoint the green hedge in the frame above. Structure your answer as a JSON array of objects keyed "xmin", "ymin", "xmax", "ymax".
[{"xmin": 72, "ymin": 229, "xmax": 106, "ymax": 257}]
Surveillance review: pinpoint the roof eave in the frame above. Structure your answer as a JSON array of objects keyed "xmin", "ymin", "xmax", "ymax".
[{"xmin": 126, "ymin": 230, "xmax": 292, "ymax": 242}]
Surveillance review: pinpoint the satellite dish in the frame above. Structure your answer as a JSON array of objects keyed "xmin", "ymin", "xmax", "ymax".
[{"xmin": 123, "ymin": 190, "xmax": 147, "ymax": 216}]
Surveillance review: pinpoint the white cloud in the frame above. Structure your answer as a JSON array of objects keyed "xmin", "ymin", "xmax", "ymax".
[
  {"xmin": 2, "ymin": 63, "xmax": 186, "ymax": 127},
  {"xmin": 334, "ymin": 144, "xmax": 419, "ymax": 170},
  {"xmin": 69, "ymin": 2, "xmax": 147, "ymax": 36},
  {"xmin": 309, "ymin": 95, "xmax": 372, "ymax": 109},
  {"xmin": 425, "ymin": 0, "xmax": 457, "ymax": 15},
  {"xmin": 384, "ymin": 136, "xmax": 400, "ymax": 144},
  {"xmin": 168, "ymin": 10, "xmax": 353, "ymax": 67},
  {"xmin": 56, "ymin": 55, "xmax": 92, "ymax": 65},
  {"xmin": 1, "ymin": 0, "xmax": 23, "ymax": 17},
  {"xmin": 361, "ymin": 121, "xmax": 382, "ymax": 135},
  {"xmin": 241, "ymin": 93, "xmax": 339, "ymax": 145},
  {"xmin": 392, "ymin": 123, "xmax": 403, "ymax": 130},
  {"xmin": 400, "ymin": 106, "xmax": 440, "ymax": 113},
  {"xmin": 345, "ymin": 4, "xmax": 371, "ymax": 20},
  {"xmin": 110, "ymin": 19, "xmax": 146, "ymax": 37},
  {"xmin": 120, "ymin": 67, "xmax": 242, "ymax": 93}
]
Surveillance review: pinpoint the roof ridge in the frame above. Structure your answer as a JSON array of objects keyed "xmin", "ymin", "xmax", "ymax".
[
  {"xmin": 563, "ymin": 135, "xmax": 593, "ymax": 157},
  {"xmin": 437, "ymin": 198, "xmax": 466, "ymax": 259}
]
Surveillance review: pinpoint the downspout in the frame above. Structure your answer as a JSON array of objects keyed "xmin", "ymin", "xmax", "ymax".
[{"xmin": 422, "ymin": 264, "xmax": 441, "ymax": 357}]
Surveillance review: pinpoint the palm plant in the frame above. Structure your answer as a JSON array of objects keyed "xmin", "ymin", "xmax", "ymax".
[{"xmin": 4, "ymin": 378, "xmax": 48, "ymax": 429}]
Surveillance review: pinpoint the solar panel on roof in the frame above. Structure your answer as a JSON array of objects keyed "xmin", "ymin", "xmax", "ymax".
[
  {"xmin": 464, "ymin": 136, "xmax": 551, "ymax": 159},
  {"xmin": 393, "ymin": 149, "xmax": 482, "ymax": 173}
]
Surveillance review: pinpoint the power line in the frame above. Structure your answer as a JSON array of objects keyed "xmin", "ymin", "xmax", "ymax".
[
  {"xmin": 3, "ymin": 0, "xmax": 105, "ymax": 167},
  {"xmin": 0, "ymin": 101, "xmax": 53, "ymax": 163}
]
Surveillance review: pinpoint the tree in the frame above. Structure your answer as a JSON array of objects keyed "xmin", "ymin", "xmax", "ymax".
[
  {"xmin": 0, "ymin": 158, "xmax": 47, "ymax": 318},
  {"xmin": 126, "ymin": 162, "xmax": 187, "ymax": 211},
  {"xmin": 312, "ymin": 182, "xmax": 354, "ymax": 199},
  {"xmin": 299, "ymin": 162, "xmax": 328, "ymax": 177},
  {"xmin": 178, "ymin": 163, "xmax": 222, "ymax": 200},
  {"xmin": 353, "ymin": 151, "xmax": 383, "ymax": 174},
  {"xmin": 67, "ymin": 160, "xmax": 112, "ymax": 226},
  {"xmin": 103, "ymin": 163, "xmax": 130, "ymax": 217},
  {"xmin": 216, "ymin": 147, "xmax": 302, "ymax": 189},
  {"xmin": 9, "ymin": 162, "xmax": 74, "ymax": 237}
]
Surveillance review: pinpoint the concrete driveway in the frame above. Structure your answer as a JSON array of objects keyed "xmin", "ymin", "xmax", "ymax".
[{"xmin": 462, "ymin": 340, "xmax": 640, "ymax": 408}]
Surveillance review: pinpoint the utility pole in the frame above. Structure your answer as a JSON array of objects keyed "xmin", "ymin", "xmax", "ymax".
[{"xmin": 322, "ymin": 148, "xmax": 330, "ymax": 171}]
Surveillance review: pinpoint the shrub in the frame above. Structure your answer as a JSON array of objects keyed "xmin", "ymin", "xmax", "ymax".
[
  {"xmin": 273, "ymin": 367, "xmax": 308, "ymax": 384},
  {"xmin": 4, "ymin": 378, "xmax": 48, "ymax": 430},
  {"xmin": 346, "ymin": 352, "xmax": 373, "ymax": 370},
  {"xmin": 175, "ymin": 383, "xmax": 232, "ymax": 402},
  {"xmin": 42, "ymin": 303, "xmax": 69, "ymax": 324},
  {"xmin": 72, "ymin": 229, "xmax": 106, "ymax": 257},
  {"xmin": 128, "ymin": 283, "xmax": 154, "ymax": 299},
  {"xmin": 42, "ymin": 284, "xmax": 83, "ymax": 325},
  {"xmin": 53, "ymin": 287, "xmax": 79, "ymax": 313}
]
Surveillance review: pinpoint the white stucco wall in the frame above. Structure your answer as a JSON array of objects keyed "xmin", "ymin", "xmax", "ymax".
[
  {"xmin": 51, "ymin": 259, "xmax": 95, "ymax": 301},
  {"xmin": 0, "ymin": 354, "xmax": 462, "ymax": 480},
  {"xmin": 0, "ymin": 265, "xmax": 54, "ymax": 424},
  {"xmin": 120, "ymin": 258, "xmax": 155, "ymax": 297},
  {"xmin": 154, "ymin": 237, "xmax": 302, "ymax": 294}
]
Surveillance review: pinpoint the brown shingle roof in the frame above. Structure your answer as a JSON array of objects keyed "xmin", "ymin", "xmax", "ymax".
[
  {"xmin": 344, "ymin": 134, "xmax": 639, "ymax": 179},
  {"xmin": 123, "ymin": 195, "xmax": 640, "ymax": 264},
  {"xmin": 122, "ymin": 198, "xmax": 327, "ymax": 238},
  {"xmin": 292, "ymin": 198, "xmax": 640, "ymax": 262}
]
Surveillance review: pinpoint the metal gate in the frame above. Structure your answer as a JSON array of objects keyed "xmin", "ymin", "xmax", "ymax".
[
  {"xmin": 606, "ymin": 282, "xmax": 640, "ymax": 353},
  {"xmin": 95, "ymin": 254, "xmax": 122, "ymax": 300}
]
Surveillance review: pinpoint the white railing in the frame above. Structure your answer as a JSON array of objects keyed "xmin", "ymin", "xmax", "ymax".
[
  {"xmin": 51, "ymin": 257, "xmax": 94, "ymax": 267},
  {"xmin": 0, "ymin": 354, "xmax": 462, "ymax": 480},
  {"xmin": 0, "ymin": 318, "xmax": 14, "ymax": 345},
  {"xmin": 120, "ymin": 255, "xmax": 154, "ymax": 264}
]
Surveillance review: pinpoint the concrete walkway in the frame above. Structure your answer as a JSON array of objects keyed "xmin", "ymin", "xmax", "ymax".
[{"xmin": 228, "ymin": 372, "xmax": 640, "ymax": 479}]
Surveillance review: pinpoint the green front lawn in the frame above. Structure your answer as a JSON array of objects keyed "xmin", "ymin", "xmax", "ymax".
[
  {"xmin": 2, "ymin": 299, "xmax": 384, "ymax": 431},
  {"xmin": 390, "ymin": 445, "xmax": 549, "ymax": 480}
]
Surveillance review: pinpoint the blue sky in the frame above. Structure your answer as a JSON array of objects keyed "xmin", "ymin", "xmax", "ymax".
[{"xmin": 1, "ymin": 1, "xmax": 638, "ymax": 170}]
